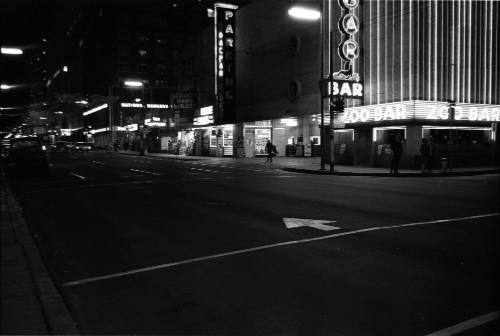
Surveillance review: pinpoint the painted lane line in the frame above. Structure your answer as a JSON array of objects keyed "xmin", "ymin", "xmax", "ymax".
[
  {"xmin": 61, "ymin": 212, "xmax": 499, "ymax": 288},
  {"xmin": 91, "ymin": 160, "xmax": 106, "ymax": 165},
  {"xmin": 129, "ymin": 168, "xmax": 160, "ymax": 176},
  {"xmin": 69, "ymin": 172, "xmax": 86, "ymax": 180},
  {"xmin": 424, "ymin": 311, "xmax": 499, "ymax": 336}
]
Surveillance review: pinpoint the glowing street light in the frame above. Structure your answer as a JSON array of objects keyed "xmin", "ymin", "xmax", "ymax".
[
  {"xmin": 289, "ymin": 2, "xmax": 325, "ymax": 170},
  {"xmin": 124, "ymin": 80, "xmax": 143, "ymax": 87},
  {"xmin": 1, "ymin": 47, "xmax": 23, "ymax": 55},
  {"xmin": 1, "ymin": 84, "xmax": 13, "ymax": 90},
  {"xmin": 288, "ymin": 6, "xmax": 321, "ymax": 21}
]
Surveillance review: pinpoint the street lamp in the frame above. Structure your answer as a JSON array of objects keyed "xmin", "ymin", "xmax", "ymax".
[
  {"xmin": 1, "ymin": 47, "xmax": 23, "ymax": 55},
  {"xmin": 288, "ymin": 2, "xmax": 325, "ymax": 170},
  {"xmin": 109, "ymin": 80, "xmax": 145, "ymax": 153}
]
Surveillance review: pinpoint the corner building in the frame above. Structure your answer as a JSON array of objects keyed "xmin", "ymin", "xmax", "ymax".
[{"xmin": 232, "ymin": 0, "xmax": 499, "ymax": 167}]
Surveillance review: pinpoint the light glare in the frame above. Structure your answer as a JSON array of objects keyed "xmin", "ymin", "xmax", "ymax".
[
  {"xmin": 124, "ymin": 81, "xmax": 143, "ymax": 87},
  {"xmin": 1, "ymin": 47, "xmax": 23, "ymax": 55},
  {"xmin": 288, "ymin": 6, "xmax": 321, "ymax": 20}
]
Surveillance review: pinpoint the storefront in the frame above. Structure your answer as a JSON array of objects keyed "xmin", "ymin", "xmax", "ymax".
[{"xmin": 332, "ymin": 101, "xmax": 499, "ymax": 168}]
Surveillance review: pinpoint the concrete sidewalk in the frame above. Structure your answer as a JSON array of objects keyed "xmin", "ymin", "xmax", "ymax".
[
  {"xmin": 1, "ymin": 171, "xmax": 79, "ymax": 335},
  {"xmin": 115, "ymin": 150, "xmax": 499, "ymax": 177}
]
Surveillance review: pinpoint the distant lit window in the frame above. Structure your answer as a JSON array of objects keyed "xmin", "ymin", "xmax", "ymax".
[
  {"xmin": 156, "ymin": 38, "xmax": 167, "ymax": 44},
  {"xmin": 138, "ymin": 64, "xmax": 148, "ymax": 74},
  {"xmin": 118, "ymin": 62, "xmax": 129, "ymax": 72},
  {"xmin": 138, "ymin": 49, "xmax": 148, "ymax": 57}
]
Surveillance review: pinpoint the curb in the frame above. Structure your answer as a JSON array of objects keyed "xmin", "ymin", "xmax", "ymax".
[
  {"xmin": 2, "ymin": 173, "xmax": 80, "ymax": 335},
  {"xmin": 282, "ymin": 167, "xmax": 500, "ymax": 177}
]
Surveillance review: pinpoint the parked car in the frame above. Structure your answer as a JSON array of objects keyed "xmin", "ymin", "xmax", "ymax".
[
  {"xmin": 74, "ymin": 142, "xmax": 92, "ymax": 152},
  {"xmin": 3, "ymin": 137, "xmax": 49, "ymax": 176},
  {"xmin": 52, "ymin": 141, "xmax": 74, "ymax": 152}
]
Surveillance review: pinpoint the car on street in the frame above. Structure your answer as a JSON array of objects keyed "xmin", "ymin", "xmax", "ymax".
[
  {"xmin": 74, "ymin": 142, "xmax": 93, "ymax": 152},
  {"xmin": 52, "ymin": 141, "xmax": 74, "ymax": 152},
  {"xmin": 3, "ymin": 137, "xmax": 50, "ymax": 175}
]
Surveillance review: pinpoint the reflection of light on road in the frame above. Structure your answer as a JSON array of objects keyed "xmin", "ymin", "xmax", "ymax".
[{"xmin": 69, "ymin": 172, "xmax": 86, "ymax": 180}]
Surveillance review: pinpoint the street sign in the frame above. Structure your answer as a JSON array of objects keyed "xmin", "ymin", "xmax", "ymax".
[{"xmin": 283, "ymin": 218, "xmax": 340, "ymax": 231}]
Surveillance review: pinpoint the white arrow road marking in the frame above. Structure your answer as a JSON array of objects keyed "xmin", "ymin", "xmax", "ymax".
[{"xmin": 283, "ymin": 218, "xmax": 339, "ymax": 231}]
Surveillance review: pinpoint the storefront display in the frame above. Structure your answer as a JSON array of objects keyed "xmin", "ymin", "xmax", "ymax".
[{"xmin": 255, "ymin": 128, "xmax": 271, "ymax": 155}]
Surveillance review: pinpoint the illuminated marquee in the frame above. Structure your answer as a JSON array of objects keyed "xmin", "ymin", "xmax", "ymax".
[
  {"xmin": 214, "ymin": 3, "xmax": 238, "ymax": 123},
  {"xmin": 337, "ymin": 102, "xmax": 500, "ymax": 124}
]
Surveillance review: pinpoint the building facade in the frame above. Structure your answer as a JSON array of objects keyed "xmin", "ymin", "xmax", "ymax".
[{"xmin": 177, "ymin": 0, "xmax": 499, "ymax": 168}]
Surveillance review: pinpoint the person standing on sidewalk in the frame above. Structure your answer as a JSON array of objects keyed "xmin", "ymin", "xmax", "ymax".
[
  {"xmin": 390, "ymin": 133, "xmax": 403, "ymax": 175},
  {"xmin": 265, "ymin": 140, "xmax": 274, "ymax": 163}
]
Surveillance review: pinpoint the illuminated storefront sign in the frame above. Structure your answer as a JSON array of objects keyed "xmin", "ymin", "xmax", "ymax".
[
  {"xmin": 337, "ymin": 102, "xmax": 500, "ymax": 124},
  {"xmin": 145, "ymin": 118, "xmax": 166, "ymax": 127},
  {"xmin": 214, "ymin": 3, "xmax": 238, "ymax": 123},
  {"xmin": 324, "ymin": 79, "xmax": 363, "ymax": 98},
  {"xmin": 194, "ymin": 106, "xmax": 215, "ymax": 126},
  {"xmin": 125, "ymin": 124, "xmax": 138, "ymax": 131},
  {"xmin": 121, "ymin": 103, "xmax": 170, "ymax": 109}
]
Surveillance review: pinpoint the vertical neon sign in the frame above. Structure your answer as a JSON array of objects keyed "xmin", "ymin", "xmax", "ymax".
[
  {"xmin": 214, "ymin": 3, "xmax": 238, "ymax": 123},
  {"xmin": 333, "ymin": 0, "xmax": 361, "ymax": 82}
]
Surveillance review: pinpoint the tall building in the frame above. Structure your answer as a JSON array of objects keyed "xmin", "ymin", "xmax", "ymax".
[{"xmin": 44, "ymin": 1, "xmax": 177, "ymax": 149}]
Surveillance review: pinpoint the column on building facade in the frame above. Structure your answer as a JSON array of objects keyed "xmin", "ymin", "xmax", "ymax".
[
  {"xmin": 233, "ymin": 123, "xmax": 245, "ymax": 158},
  {"xmin": 405, "ymin": 125, "xmax": 423, "ymax": 167},
  {"xmin": 302, "ymin": 115, "xmax": 311, "ymax": 156}
]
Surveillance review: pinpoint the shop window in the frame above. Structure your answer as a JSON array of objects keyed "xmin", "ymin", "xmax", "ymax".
[{"xmin": 310, "ymin": 136, "xmax": 320, "ymax": 145}]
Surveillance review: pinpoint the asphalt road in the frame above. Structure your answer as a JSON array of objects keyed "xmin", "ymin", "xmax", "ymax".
[{"xmin": 7, "ymin": 151, "xmax": 500, "ymax": 335}]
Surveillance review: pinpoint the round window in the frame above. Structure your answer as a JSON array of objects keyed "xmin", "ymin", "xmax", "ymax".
[
  {"xmin": 289, "ymin": 35, "xmax": 301, "ymax": 55},
  {"xmin": 288, "ymin": 79, "xmax": 302, "ymax": 101}
]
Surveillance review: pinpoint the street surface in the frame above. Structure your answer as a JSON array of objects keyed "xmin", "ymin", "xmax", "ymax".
[{"xmin": 7, "ymin": 151, "xmax": 500, "ymax": 335}]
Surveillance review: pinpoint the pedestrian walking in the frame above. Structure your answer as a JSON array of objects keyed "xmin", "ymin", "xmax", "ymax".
[
  {"xmin": 265, "ymin": 140, "xmax": 274, "ymax": 163},
  {"xmin": 419, "ymin": 138, "xmax": 434, "ymax": 174},
  {"xmin": 389, "ymin": 133, "xmax": 403, "ymax": 174}
]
